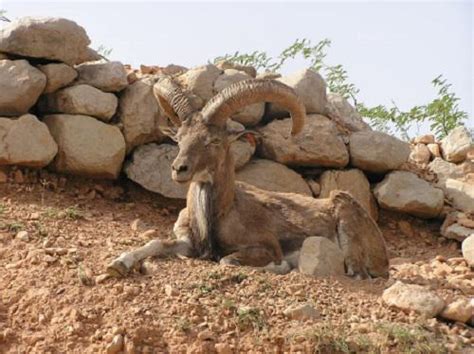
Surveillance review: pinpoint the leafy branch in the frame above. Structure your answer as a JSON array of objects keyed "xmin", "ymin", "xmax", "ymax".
[{"xmin": 0, "ymin": 9, "xmax": 11, "ymax": 22}]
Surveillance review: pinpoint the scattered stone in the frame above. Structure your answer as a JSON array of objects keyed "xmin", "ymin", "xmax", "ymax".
[
  {"xmin": 215, "ymin": 59, "xmax": 256, "ymax": 78},
  {"xmin": 428, "ymin": 158, "xmax": 466, "ymax": 184},
  {"xmin": 230, "ymin": 137, "xmax": 256, "ymax": 170},
  {"xmin": 374, "ymin": 171, "xmax": 444, "ymax": 218},
  {"xmin": 319, "ymin": 169, "xmax": 377, "ymax": 220},
  {"xmin": 16, "ymin": 230, "xmax": 29, "ymax": 242},
  {"xmin": 441, "ymin": 218, "xmax": 473, "ymax": 242},
  {"xmin": 283, "ymin": 303, "xmax": 320, "ymax": 321},
  {"xmin": 44, "ymin": 114, "xmax": 126, "ymax": 179},
  {"xmin": 440, "ymin": 298, "xmax": 472, "ymax": 323},
  {"xmin": 382, "ymin": 281, "xmax": 445, "ymax": 318},
  {"xmin": 177, "ymin": 64, "xmax": 222, "ymax": 102},
  {"xmin": 349, "ymin": 131, "xmax": 410, "ymax": 173},
  {"xmin": 398, "ymin": 220, "xmax": 415, "ymax": 237},
  {"xmin": 13, "ymin": 169, "xmax": 24, "ymax": 183},
  {"xmin": 197, "ymin": 330, "xmax": 215, "ymax": 341},
  {"xmin": 427, "ymin": 143, "xmax": 441, "ymax": 158},
  {"xmin": 0, "ymin": 170, "xmax": 7, "ymax": 183},
  {"xmin": 306, "ymin": 179, "xmax": 320, "ymax": 197},
  {"xmin": 75, "ymin": 61, "xmax": 128, "ymax": 92},
  {"xmin": 0, "ymin": 59, "xmax": 46, "ymax": 116},
  {"xmin": 462, "ymin": 235, "xmax": 474, "ymax": 267},
  {"xmin": 414, "ymin": 134, "xmax": 435, "ymax": 145},
  {"xmin": 441, "ymin": 126, "xmax": 473, "ymax": 163},
  {"xmin": 443, "ymin": 179, "xmax": 474, "ymax": 213},
  {"xmin": 326, "ymin": 93, "xmax": 371, "ymax": 132},
  {"xmin": 214, "ymin": 69, "xmax": 264, "ymax": 126},
  {"xmin": 118, "ymin": 78, "xmax": 166, "ymax": 152},
  {"xmin": 164, "ymin": 284, "xmax": 177, "ymax": 297},
  {"xmin": 0, "ymin": 17, "xmax": 98, "ymax": 65},
  {"xmin": 258, "ymin": 115, "xmax": 349, "ymax": 168},
  {"xmin": 125, "ymin": 143, "xmax": 188, "ymax": 199},
  {"xmin": 298, "ymin": 237, "xmax": 345, "ymax": 277},
  {"xmin": 268, "ymin": 68, "xmax": 327, "ymax": 117},
  {"xmin": 106, "ymin": 334, "xmax": 124, "ymax": 354},
  {"xmin": 38, "ymin": 84, "xmax": 118, "ymax": 122},
  {"xmin": 409, "ymin": 144, "xmax": 431, "ymax": 164},
  {"xmin": 214, "ymin": 343, "xmax": 233, "ymax": 354},
  {"xmin": 236, "ymin": 159, "xmax": 312, "ymax": 196},
  {"xmin": 95, "ymin": 274, "xmax": 111, "ymax": 284},
  {"xmin": 38, "ymin": 63, "xmax": 78, "ymax": 93},
  {"xmin": 0, "ymin": 114, "xmax": 58, "ymax": 167}
]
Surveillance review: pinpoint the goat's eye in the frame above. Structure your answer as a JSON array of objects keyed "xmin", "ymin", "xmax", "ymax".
[{"xmin": 206, "ymin": 138, "xmax": 221, "ymax": 146}]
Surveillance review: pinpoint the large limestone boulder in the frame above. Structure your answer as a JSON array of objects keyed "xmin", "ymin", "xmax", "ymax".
[
  {"xmin": 177, "ymin": 64, "xmax": 222, "ymax": 102},
  {"xmin": 214, "ymin": 69, "xmax": 264, "ymax": 126},
  {"xmin": 75, "ymin": 61, "xmax": 128, "ymax": 92},
  {"xmin": 349, "ymin": 131, "xmax": 410, "ymax": 173},
  {"xmin": 268, "ymin": 69, "xmax": 327, "ymax": 117},
  {"xmin": 117, "ymin": 78, "xmax": 166, "ymax": 152},
  {"xmin": 441, "ymin": 126, "xmax": 473, "ymax": 163},
  {"xmin": 236, "ymin": 159, "xmax": 312, "ymax": 196},
  {"xmin": 38, "ymin": 84, "xmax": 118, "ymax": 122},
  {"xmin": 319, "ymin": 169, "xmax": 378, "ymax": 220},
  {"xmin": 428, "ymin": 157, "xmax": 469, "ymax": 183},
  {"xmin": 125, "ymin": 144, "xmax": 188, "ymax": 199},
  {"xmin": 38, "ymin": 63, "xmax": 78, "ymax": 93},
  {"xmin": 0, "ymin": 17, "xmax": 98, "ymax": 65},
  {"xmin": 462, "ymin": 234, "xmax": 474, "ymax": 267},
  {"xmin": 444, "ymin": 179, "xmax": 474, "ymax": 213},
  {"xmin": 0, "ymin": 114, "xmax": 57, "ymax": 167},
  {"xmin": 374, "ymin": 171, "xmax": 444, "ymax": 218},
  {"xmin": 298, "ymin": 237, "xmax": 345, "ymax": 277},
  {"xmin": 0, "ymin": 59, "xmax": 46, "ymax": 116},
  {"xmin": 382, "ymin": 281, "xmax": 445, "ymax": 318},
  {"xmin": 43, "ymin": 114, "xmax": 125, "ymax": 179},
  {"xmin": 258, "ymin": 114, "xmax": 349, "ymax": 168},
  {"xmin": 325, "ymin": 93, "xmax": 371, "ymax": 132}
]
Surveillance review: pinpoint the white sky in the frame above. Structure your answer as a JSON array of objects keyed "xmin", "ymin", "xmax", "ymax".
[{"xmin": 1, "ymin": 0, "xmax": 473, "ymax": 133}]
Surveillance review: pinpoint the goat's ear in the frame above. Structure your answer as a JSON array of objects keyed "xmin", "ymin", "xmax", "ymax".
[{"xmin": 228, "ymin": 130, "xmax": 260, "ymax": 144}]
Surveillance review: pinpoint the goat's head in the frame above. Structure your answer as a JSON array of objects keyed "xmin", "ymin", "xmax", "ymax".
[{"xmin": 153, "ymin": 76, "xmax": 307, "ymax": 184}]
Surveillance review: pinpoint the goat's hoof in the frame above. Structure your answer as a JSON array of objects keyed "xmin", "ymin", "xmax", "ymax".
[{"xmin": 106, "ymin": 259, "xmax": 130, "ymax": 278}]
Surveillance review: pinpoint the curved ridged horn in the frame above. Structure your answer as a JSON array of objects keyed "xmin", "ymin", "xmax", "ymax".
[
  {"xmin": 202, "ymin": 79, "xmax": 306, "ymax": 135},
  {"xmin": 153, "ymin": 76, "xmax": 194, "ymax": 126}
]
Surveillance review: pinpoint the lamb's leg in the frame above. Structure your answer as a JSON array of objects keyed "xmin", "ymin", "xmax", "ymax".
[
  {"xmin": 331, "ymin": 191, "xmax": 389, "ymax": 279},
  {"xmin": 107, "ymin": 208, "xmax": 193, "ymax": 277}
]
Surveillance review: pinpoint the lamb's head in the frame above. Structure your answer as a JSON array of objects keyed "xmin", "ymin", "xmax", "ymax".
[{"xmin": 153, "ymin": 76, "xmax": 307, "ymax": 184}]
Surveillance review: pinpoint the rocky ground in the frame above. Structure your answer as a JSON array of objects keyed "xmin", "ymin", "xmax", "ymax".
[{"xmin": 0, "ymin": 173, "xmax": 473, "ymax": 354}]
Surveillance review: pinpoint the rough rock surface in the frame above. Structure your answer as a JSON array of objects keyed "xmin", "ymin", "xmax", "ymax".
[
  {"xmin": 38, "ymin": 63, "xmax": 78, "ymax": 94},
  {"xmin": 43, "ymin": 114, "xmax": 125, "ymax": 179},
  {"xmin": 409, "ymin": 144, "xmax": 431, "ymax": 165},
  {"xmin": 75, "ymin": 61, "xmax": 128, "ymax": 92},
  {"xmin": 38, "ymin": 84, "xmax": 118, "ymax": 122},
  {"xmin": 118, "ymin": 79, "xmax": 166, "ymax": 152},
  {"xmin": 268, "ymin": 68, "xmax": 327, "ymax": 117},
  {"xmin": 215, "ymin": 60, "xmax": 256, "ymax": 78},
  {"xmin": 428, "ymin": 158, "xmax": 467, "ymax": 183},
  {"xmin": 440, "ymin": 298, "xmax": 473, "ymax": 324},
  {"xmin": 214, "ymin": 69, "xmax": 264, "ymax": 126},
  {"xmin": 462, "ymin": 234, "xmax": 474, "ymax": 267},
  {"xmin": 374, "ymin": 171, "xmax": 444, "ymax": 218},
  {"xmin": 0, "ymin": 114, "xmax": 57, "ymax": 167},
  {"xmin": 441, "ymin": 126, "xmax": 473, "ymax": 163},
  {"xmin": 125, "ymin": 144, "xmax": 188, "ymax": 199},
  {"xmin": 177, "ymin": 64, "xmax": 222, "ymax": 102},
  {"xmin": 443, "ymin": 178, "xmax": 474, "ymax": 213},
  {"xmin": 298, "ymin": 237, "xmax": 345, "ymax": 277},
  {"xmin": 0, "ymin": 59, "xmax": 46, "ymax": 116},
  {"xmin": 325, "ymin": 93, "xmax": 371, "ymax": 132},
  {"xmin": 319, "ymin": 169, "xmax": 378, "ymax": 220},
  {"xmin": 349, "ymin": 131, "xmax": 410, "ymax": 173},
  {"xmin": 236, "ymin": 159, "xmax": 312, "ymax": 196},
  {"xmin": 258, "ymin": 114, "xmax": 349, "ymax": 168},
  {"xmin": 0, "ymin": 17, "xmax": 97, "ymax": 65},
  {"xmin": 230, "ymin": 138, "xmax": 256, "ymax": 170},
  {"xmin": 283, "ymin": 303, "xmax": 319, "ymax": 321},
  {"xmin": 382, "ymin": 281, "xmax": 445, "ymax": 318}
]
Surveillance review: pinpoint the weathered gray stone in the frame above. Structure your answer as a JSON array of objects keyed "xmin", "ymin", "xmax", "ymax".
[
  {"xmin": 0, "ymin": 114, "xmax": 57, "ymax": 167},
  {"xmin": 462, "ymin": 234, "xmax": 474, "ymax": 267},
  {"xmin": 444, "ymin": 179, "xmax": 474, "ymax": 213},
  {"xmin": 75, "ymin": 61, "xmax": 128, "ymax": 92},
  {"xmin": 38, "ymin": 84, "xmax": 118, "ymax": 122},
  {"xmin": 38, "ymin": 63, "xmax": 78, "ymax": 93},
  {"xmin": 428, "ymin": 157, "xmax": 467, "ymax": 183},
  {"xmin": 0, "ymin": 59, "xmax": 46, "ymax": 116},
  {"xmin": 214, "ymin": 69, "xmax": 264, "ymax": 126},
  {"xmin": 283, "ymin": 303, "xmax": 319, "ymax": 321},
  {"xmin": 177, "ymin": 64, "xmax": 222, "ymax": 102},
  {"xmin": 230, "ymin": 138, "xmax": 256, "ymax": 170},
  {"xmin": 374, "ymin": 171, "xmax": 444, "ymax": 218},
  {"xmin": 0, "ymin": 17, "xmax": 97, "ymax": 65},
  {"xmin": 409, "ymin": 144, "xmax": 431, "ymax": 165},
  {"xmin": 268, "ymin": 68, "xmax": 327, "ymax": 117},
  {"xmin": 117, "ymin": 78, "xmax": 166, "ymax": 152},
  {"xmin": 258, "ymin": 114, "xmax": 349, "ymax": 168},
  {"xmin": 44, "ymin": 114, "xmax": 125, "ymax": 179},
  {"xmin": 215, "ymin": 60, "xmax": 257, "ymax": 78},
  {"xmin": 236, "ymin": 159, "xmax": 312, "ymax": 196},
  {"xmin": 440, "ymin": 298, "xmax": 473, "ymax": 323},
  {"xmin": 349, "ymin": 131, "xmax": 410, "ymax": 173},
  {"xmin": 298, "ymin": 237, "xmax": 345, "ymax": 277},
  {"xmin": 441, "ymin": 126, "xmax": 473, "ymax": 163},
  {"xmin": 326, "ymin": 93, "xmax": 371, "ymax": 132},
  {"xmin": 319, "ymin": 169, "xmax": 378, "ymax": 220},
  {"xmin": 382, "ymin": 281, "xmax": 445, "ymax": 318}
]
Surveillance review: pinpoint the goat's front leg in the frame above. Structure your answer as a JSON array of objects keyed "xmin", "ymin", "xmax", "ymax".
[{"xmin": 107, "ymin": 208, "xmax": 193, "ymax": 277}]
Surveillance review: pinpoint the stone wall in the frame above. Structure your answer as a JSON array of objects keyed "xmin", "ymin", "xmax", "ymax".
[{"xmin": 0, "ymin": 17, "xmax": 473, "ymax": 258}]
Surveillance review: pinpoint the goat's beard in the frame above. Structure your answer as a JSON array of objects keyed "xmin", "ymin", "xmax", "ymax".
[{"xmin": 190, "ymin": 182, "xmax": 219, "ymax": 261}]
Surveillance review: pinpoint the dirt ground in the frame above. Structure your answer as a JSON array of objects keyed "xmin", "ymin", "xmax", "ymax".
[{"xmin": 0, "ymin": 170, "xmax": 473, "ymax": 353}]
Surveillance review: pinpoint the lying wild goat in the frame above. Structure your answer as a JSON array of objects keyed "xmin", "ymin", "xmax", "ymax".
[{"xmin": 107, "ymin": 77, "xmax": 389, "ymax": 278}]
